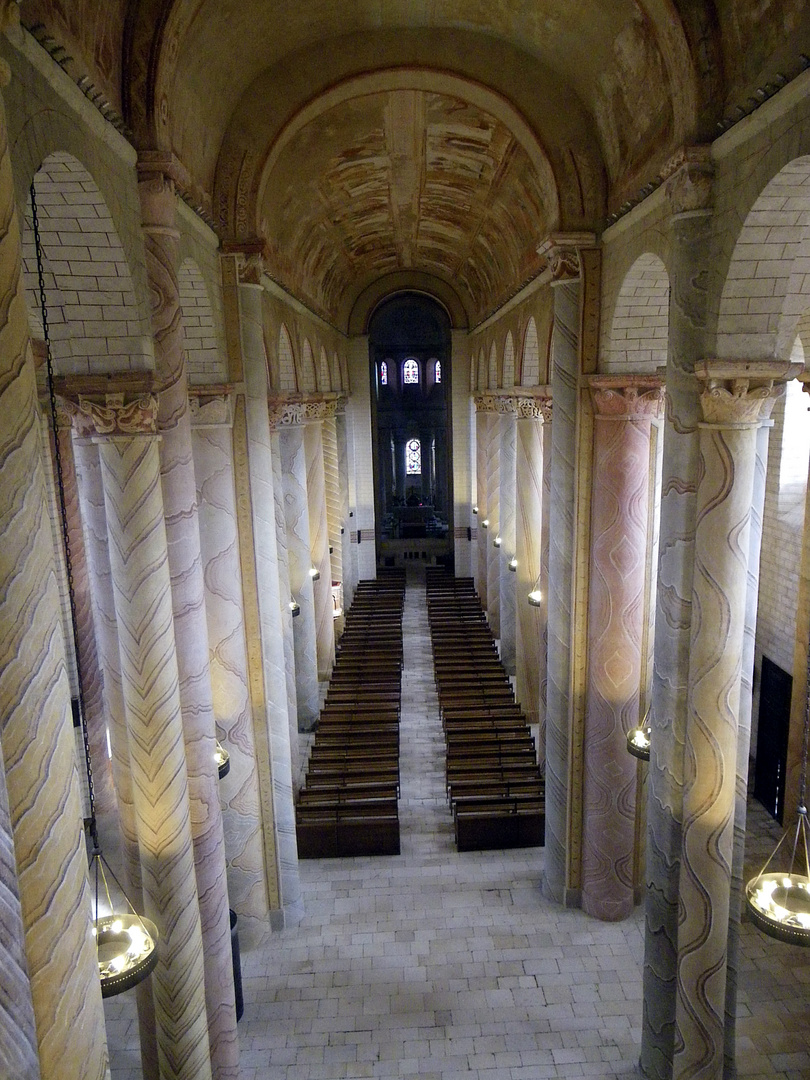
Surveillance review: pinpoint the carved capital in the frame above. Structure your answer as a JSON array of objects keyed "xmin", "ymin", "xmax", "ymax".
[
  {"xmin": 663, "ymin": 145, "xmax": 714, "ymax": 216},
  {"xmin": 189, "ymin": 392, "xmax": 233, "ymax": 428},
  {"xmin": 267, "ymin": 393, "xmax": 338, "ymax": 428},
  {"xmin": 77, "ymin": 393, "xmax": 159, "ymax": 437},
  {"xmin": 537, "ymin": 232, "xmax": 596, "ymax": 283},
  {"xmin": 588, "ymin": 375, "xmax": 665, "ymax": 419},
  {"xmin": 695, "ymin": 360, "xmax": 801, "ymax": 424}
]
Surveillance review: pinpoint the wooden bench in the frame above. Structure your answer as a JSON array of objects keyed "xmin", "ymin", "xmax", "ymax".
[
  {"xmin": 296, "ymin": 801, "xmax": 400, "ymax": 857},
  {"xmin": 454, "ymin": 796, "xmax": 545, "ymax": 851}
]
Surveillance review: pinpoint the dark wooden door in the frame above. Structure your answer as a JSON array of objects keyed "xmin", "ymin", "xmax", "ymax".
[{"xmin": 753, "ymin": 656, "xmax": 792, "ymax": 824}]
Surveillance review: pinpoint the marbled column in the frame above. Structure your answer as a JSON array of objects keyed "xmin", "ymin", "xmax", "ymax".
[
  {"xmin": 673, "ymin": 366, "xmax": 789, "ymax": 1080},
  {"xmin": 279, "ymin": 420, "xmax": 320, "ymax": 730},
  {"xmin": 451, "ymin": 330, "xmax": 473, "ymax": 577},
  {"xmin": 0, "ymin": 731, "xmax": 39, "ymax": 1080},
  {"xmin": 191, "ymin": 396, "xmax": 272, "ymax": 948},
  {"xmin": 138, "ymin": 160, "xmax": 237, "ymax": 1080},
  {"xmin": 499, "ymin": 407, "xmax": 517, "ymax": 675},
  {"xmin": 336, "ymin": 413, "xmax": 355, "ymax": 611},
  {"xmin": 87, "ymin": 394, "xmax": 210, "ymax": 1080},
  {"xmin": 724, "ymin": 414, "xmax": 772, "ymax": 1074},
  {"xmin": 346, "ymin": 336, "xmax": 376, "ymax": 582},
  {"xmin": 642, "ymin": 149, "xmax": 714, "ymax": 1080},
  {"xmin": 237, "ymin": 277, "xmax": 300, "ymax": 920},
  {"xmin": 545, "ymin": 272, "xmax": 581, "ymax": 905},
  {"xmin": 323, "ymin": 412, "xmax": 344, "ymax": 636},
  {"xmin": 54, "ymin": 413, "xmax": 117, "ymax": 816},
  {"xmin": 515, "ymin": 395, "xmax": 550, "ymax": 756},
  {"xmin": 475, "ymin": 408, "xmax": 489, "ymax": 606},
  {"xmin": 581, "ymin": 377, "xmax": 664, "ymax": 922},
  {"xmin": 0, "ymin": 49, "xmax": 109, "ymax": 1080},
  {"xmin": 270, "ymin": 429, "xmax": 299, "ymax": 778},
  {"xmin": 486, "ymin": 409, "xmax": 501, "ymax": 637},
  {"xmin": 304, "ymin": 417, "xmax": 335, "ymax": 680},
  {"xmin": 73, "ymin": 430, "xmax": 159, "ymax": 1080}
]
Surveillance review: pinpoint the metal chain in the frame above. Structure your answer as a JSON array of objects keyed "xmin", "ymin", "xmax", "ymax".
[
  {"xmin": 30, "ymin": 180, "xmax": 98, "ymax": 849},
  {"xmin": 801, "ymin": 607, "xmax": 810, "ymax": 814}
]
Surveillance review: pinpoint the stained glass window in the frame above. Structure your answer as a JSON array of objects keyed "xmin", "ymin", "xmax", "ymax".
[
  {"xmin": 380, "ymin": 360, "xmax": 388, "ymax": 386},
  {"xmin": 434, "ymin": 360, "xmax": 441, "ymax": 383},
  {"xmin": 403, "ymin": 357, "xmax": 419, "ymax": 384},
  {"xmin": 406, "ymin": 438, "xmax": 421, "ymax": 475}
]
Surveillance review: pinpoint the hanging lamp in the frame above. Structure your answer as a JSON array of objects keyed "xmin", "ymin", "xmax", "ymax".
[
  {"xmin": 215, "ymin": 741, "xmax": 231, "ymax": 779},
  {"xmin": 626, "ymin": 715, "xmax": 652, "ymax": 761},
  {"xmin": 31, "ymin": 179, "xmax": 158, "ymax": 997},
  {"xmin": 745, "ymin": 620, "xmax": 810, "ymax": 946}
]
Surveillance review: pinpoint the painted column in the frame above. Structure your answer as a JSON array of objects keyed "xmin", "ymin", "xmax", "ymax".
[
  {"xmin": 474, "ymin": 404, "xmax": 489, "ymax": 606},
  {"xmin": 723, "ymin": 411, "xmax": 773, "ymax": 1074},
  {"xmin": 451, "ymin": 329, "xmax": 473, "ymax": 577},
  {"xmin": 85, "ymin": 392, "xmax": 210, "ymax": 1080},
  {"xmin": 0, "ymin": 726, "xmax": 39, "ymax": 1080},
  {"xmin": 51, "ymin": 412, "xmax": 117, "ymax": 817},
  {"xmin": 270, "ymin": 428, "xmax": 300, "ymax": 782},
  {"xmin": 0, "ymin": 37, "xmax": 109, "ymax": 1080},
  {"xmin": 642, "ymin": 149, "xmax": 714, "ymax": 1079},
  {"xmin": 323, "ymin": 409, "xmax": 344, "ymax": 634},
  {"xmin": 336, "ymin": 412, "xmax": 356, "ymax": 610},
  {"xmin": 138, "ymin": 156, "xmax": 237, "ymax": 1080},
  {"xmin": 304, "ymin": 409, "xmax": 335, "ymax": 680},
  {"xmin": 542, "ymin": 235, "xmax": 590, "ymax": 906},
  {"xmin": 277, "ymin": 408, "xmax": 320, "ymax": 730},
  {"xmin": 237, "ymin": 270, "xmax": 300, "ymax": 921},
  {"xmin": 485, "ymin": 406, "xmax": 501, "ymax": 638},
  {"xmin": 581, "ymin": 377, "xmax": 664, "ymax": 922},
  {"xmin": 346, "ymin": 336, "xmax": 376, "ymax": 581},
  {"xmin": 515, "ymin": 393, "xmax": 551, "ymax": 760},
  {"xmin": 673, "ymin": 364, "xmax": 786, "ymax": 1080},
  {"xmin": 191, "ymin": 391, "xmax": 272, "ymax": 948},
  {"xmin": 499, "ymin": 402, "xmax": 518, "ymax": 675},
  {"xmin": 72, "ymin": 426, "xmax": 160, "ymax": 1080}
]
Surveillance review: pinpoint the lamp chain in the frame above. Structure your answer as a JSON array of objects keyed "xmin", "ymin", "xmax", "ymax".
[
  {"xmin": 800, "ymin": 608, "xmax": 810, "ymax": 814},
  {"xmin": 30, "ymin": 180, "xmax": 98, "ymax": 850}
]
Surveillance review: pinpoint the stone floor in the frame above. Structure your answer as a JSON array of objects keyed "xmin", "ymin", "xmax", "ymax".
[{"xmin": 104, "ymin": 567, "xmax": 810, "ymax": 1079}]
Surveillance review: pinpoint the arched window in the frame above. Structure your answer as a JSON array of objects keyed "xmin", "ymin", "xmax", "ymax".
[
  {"xmin": 406, "ymin": 438, "xmax": 421, "ymax": 475},
  {"xmin": 403, "ymin": 357, "xmax": 419, "ymax": 384},
  {"xmin": 434, "ymin": 359, "xmax": 442, "ymax": 384},
  {"xmin": 380, "ymin": 360, "xmax": 388, "ymax": 386}
]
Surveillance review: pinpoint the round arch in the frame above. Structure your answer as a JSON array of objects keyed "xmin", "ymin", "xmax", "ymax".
[
  {"xmin": 603, "ymin": 252, "xmax": 669, "ymax": 373},
  {"xmin": 349, "ymin": 271, "xmax": 471, "ymax": 335}
]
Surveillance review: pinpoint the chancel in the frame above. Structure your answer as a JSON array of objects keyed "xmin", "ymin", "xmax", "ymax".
[{"xmin": 1, "ymin": 3, "xmax": 810, "ymax": 1080}]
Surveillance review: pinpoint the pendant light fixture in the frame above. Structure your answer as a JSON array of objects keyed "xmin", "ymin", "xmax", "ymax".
[
  {"xmin": 215, "ymin": 741, "xmax": 231, "ymax": 779},
  {"xmin": 626, "ymin": 717, "xmax": 652, "ymax": 761},
  {"xmin": 745, "ymin": 622, "xmax": 810, "ymax": 946},
  {"xmin": 31, "ymin": 180, "xmax": 158, "ymax": 996}
]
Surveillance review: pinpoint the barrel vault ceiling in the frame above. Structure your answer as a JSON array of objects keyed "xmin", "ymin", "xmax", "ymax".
[{"xmin": 21, "ymin": 0, "xmax": 810, "ymax": 328}]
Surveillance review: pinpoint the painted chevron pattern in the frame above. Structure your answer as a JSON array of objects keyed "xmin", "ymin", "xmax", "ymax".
[
  {"xmin": 499, "ymin": 413, "xmax": 517, "ymax": 674},
  {"xmin": 97, "ymin": 434, "xmax": 212, "ymax": 1080},
  {"xmin": 305, "ymin": 420, "xmax": 335, "ymax": 679},
  {"xmin": 485, "ymin": 412, "xmax": 501, "ymax": 637},
  {"xmin": 476, "ymin": 410, "xmax": 489, "ymax": 607}
]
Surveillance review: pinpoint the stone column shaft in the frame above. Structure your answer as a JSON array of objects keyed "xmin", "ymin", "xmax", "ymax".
[
  {"xmin": 91, "ymin": 404, "xmax": 210, "ymax": 1080},
  {"xmin": 138, "ymin": 161, "xmax": 237, "ymax": 1080},
  {"xmin": 674, "ymin": 367, "xmax": 789, "ymax": 1080},
  {"xmin": 323, "ymin": 414, "xmax": 344, "ymax": 635},
  {"xmin": 499, "ymin": 410, "xmax": 517, "ymax": 675},
  {"xmin": 304, "ymin": 419, "xmax": 335, "ymax": 680},
  {"xmin": 280, "ymin": 422, "xmax": 320, "ymax": 729},
  {"xmin": 545, "ymin": 276, "xmax": 581, "ymax": 904},
  {"xmin": 191, "ymin": 404, "xmax": 272, "ymax": 947},
  {"xmin": 581, "ymin": 378, "xmax": 663, "ymax": 922},
  {"xmin": 270, "ymin": 430, "xmax": 300, "ymax": 786},
  {"xmin": 515, "ymin": 398, "xmax": 549, "ymax": 756},
  {"xmin": 485, "ymin": 411, "xmax": 501, "ymax": 637},
  {"xmin": 475, "ymin": 409, "xmax": 489, "ymax": 606},
  {"xmin": 237, "ymin": 278, "xmax": 300, "ymax": 920},
  {"xmin": 73, "ymin": 433, "xmax": 159, "ymax": 1079},
  {"xmin": 0, "ymin": 54, "xmax": 108, "ymax": 1080}
]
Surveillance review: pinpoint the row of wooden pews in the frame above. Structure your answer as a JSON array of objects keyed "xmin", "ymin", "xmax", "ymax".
[
  {"xmin": 295, "ymin": 569, "xmax": 406, "ymax": 857},
  {"xmin": 425, "ymin": 568, "xmax": 545, "ymax": 852}
]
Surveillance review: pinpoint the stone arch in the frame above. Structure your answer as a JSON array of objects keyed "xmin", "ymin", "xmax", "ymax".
[
  {"xmin": 604, "ymin": 253, "xmax": 669, "ymax": 373},
  {"xmin": 330, "ymin": 351, "xmax": 342, "ymax": 391},
  {"xmin": 300, "ymin": 338, "xmax": 317, "ymax": 392},
  {"xmin": 277, "ymin": 323, "xmax": 297, "ymax": 391},
  {"xmin": 522, "ymin": 317, "xmax": 540, "ymax": 386},
  {"xmin": 22, "ymin": 151, "xmax": 151, "ymax": 376},
  {"xmin": 503, "ymin": 332, "xmax": 515, "ymax": 389},
  {"xmin": 178, "ymin": 259, "xmax": 224, "ymax": 383},
  {"xmin": 318, "ymin": 346, "xmax": 331, "ymax": 391},
  {"xmin": 716, "ymin": 157, "xmax": 810, "ymax": 363},
  {"xmin": 488, "ymin": 342, "xmax": 497, "ymax": 390}
]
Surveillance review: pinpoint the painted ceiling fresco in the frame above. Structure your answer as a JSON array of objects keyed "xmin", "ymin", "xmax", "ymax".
[{"xmin": 261, "ymin": 91, "xmax": 554, "ymax": 324}]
